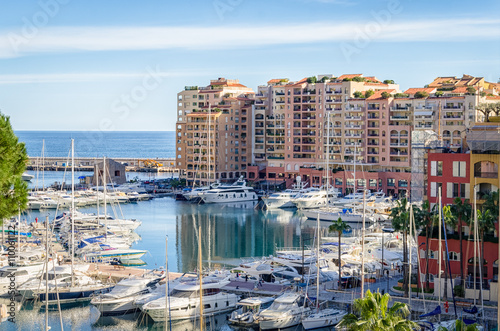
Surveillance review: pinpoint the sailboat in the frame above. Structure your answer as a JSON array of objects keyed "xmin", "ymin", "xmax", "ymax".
[{"xmin": 302, "ymin": 215, "xmax": 347, "ymax": 329}]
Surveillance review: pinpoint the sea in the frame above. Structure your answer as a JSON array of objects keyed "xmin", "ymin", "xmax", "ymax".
[{"xmin": 6, "ymin": 131, "xmax": 343, "ymax": 330}]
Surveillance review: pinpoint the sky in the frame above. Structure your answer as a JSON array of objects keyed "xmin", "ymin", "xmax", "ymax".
[{"xmin": 1, "ymin": 0, "xmax": 499, "ymax": 131}]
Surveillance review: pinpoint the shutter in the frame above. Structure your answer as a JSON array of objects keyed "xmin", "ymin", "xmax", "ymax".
[
  {"xmin": 452, "ymin": 161, "xmax": 458, "ymax": 177},
  {"xmin": 431, "ymin": 161, "xmax": 437, "ymax": 176},
  {"xmin": 430, "ymin": 182, "xmax": 437, "ymax": 197},
  {"xmin": 460, "ymin": 161, "xmax": 466, "ymax": 177},
  {"xmin": 447, "ymin": 183, "xmax": 453, "ymax": 198},
  {"xmin": 465, "ymin": 183, "xmax": 470, "ymax": 200}
]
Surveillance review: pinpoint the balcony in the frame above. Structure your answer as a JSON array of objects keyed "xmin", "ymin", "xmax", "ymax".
[
  {"xmin": 474, "ymin": 171, "xmax": 498, "ymax": 179},
  {"xmin": 390, "ymin": 107, "xmax": 409, "ymax": 111},
  {"xmin": 345, "ymin": 116, "xmax": 363, "ymax": 120},
  {"xmin": 390, "ymin": 116, "xmax": 409, "ymax": 120},
  {"xmin": 345, "ymin": 133, "xmax": 362, "ymax": 137}
]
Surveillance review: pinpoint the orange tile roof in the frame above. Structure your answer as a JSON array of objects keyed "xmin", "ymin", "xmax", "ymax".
[
  {"xmin": 404, "ymin": 87, "xmax": 436, "ymax": 95},
  {"xmin": 451, "ymin": 87, "xmax": 469, "ymax": 94},
  {"xmin": 267, "ymin": 78, "xmax": 288, "ymax": 84},
  {"xmin": 487, "ymin": 95, "xmax": 500, "ymax": 100},
  {"xmin": 366, "ymin": 89, "xmax": 396, "ymax": 100},
  {"xmin": 338, "ymin": 74, "xmax": 363, "ymax": 80},
  {"xmin": 364, "ymin": 76, "xmax": 381, "ymax": 83}
]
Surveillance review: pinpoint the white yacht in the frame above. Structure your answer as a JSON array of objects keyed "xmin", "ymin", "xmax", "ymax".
[
  {"xmin": 200, "ymin": 177, "xmax": 258, "ymax": 204},
  {"xmin": 229, "ymin": 296, "xmax": 275, "ymax": 327},
  {"xmin": 292, "ymin": 187, "xmax": 340, "ymax": 209},
  {"xmin": 332, "ymin": 190, "xmax": 372, "ymax": 206},
  {"xmin": 0, "ymin": 263, "xmax": 45, "ymax": 296},
  {"xmin": 302, "ymin": 308, "xmax": 347, "ymax": 330},
  {"xmin": 257, "ymin": 292, "xmax": 311, "ymax": 330},
  {"xmin": 22, "ymin": 173, "xmax": 34, "ymax": 181},
  {"xmin": 262, "ymin": 177, "xmax": 309, "ymax": 209},
  {"xmin": 302, "ymin": 207, "xmax": 377, "ymax": 223},
  {"xmin": 142, "ymin": 276, "xmax": 238, "ymax": 322},
  {"xmin": 90, "ymin": 276, "xmax": 162, "ymax": 315}
]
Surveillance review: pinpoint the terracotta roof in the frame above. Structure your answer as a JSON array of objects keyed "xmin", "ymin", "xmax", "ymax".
[
  {"xmin": 364, "ymin": 76, "xmax": 381, "ymax": 83},
  {"xmin": 267, "ymin": 78, "xmax": 288, "ymax": 84},
  {"xmin": 338, "ymin": 74, "xmax": 363, "ymax": 80},
  {"xmin": 487, "ymin": 95, "xmax": 500, "ymax": 100},
  {"xmin": 451, "ymin": 87, "xmax": 469, "ymax": 94},
  {"xmin": 366, "ymin": 89, "xmax": 396, "ymax": 100},
  {"xmin": 404, "ymin": 87, "xmax": 436, "ymax": 95}
]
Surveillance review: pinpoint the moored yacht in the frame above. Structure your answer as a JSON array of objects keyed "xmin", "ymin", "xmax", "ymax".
[
  {"xmin": 302, "ymin": 308, "xmax": 347, "ymax": 330},
  {"xmin": 141, "ymin": 276, "xmax": 238, "ymax": 322},
  {"xmin": 257, "ymin": 292, "xmax": 311, "ymax": 330},
  {"xmin": 229, "ymin": 296, "xmax": 275, "ymax": 327},
  {"xmin": 292, "ymin": 187, "xmax": 340, "ymax": 209},
  {"xmin": 200, "ymin": 176, "xmax": 257, "ymax": 204},
  {"xmin": 91, "ymin": 276, "xmax": 162, "ymax": 315}
]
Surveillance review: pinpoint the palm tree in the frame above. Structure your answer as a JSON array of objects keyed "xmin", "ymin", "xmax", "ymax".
[
  {"xmin": 442, "ymin": 205, "xmax": 455, "ymax": 299},
  {"xmin": 414, "ymin": 200, "xmax": 436, "ymax": 290},
  {"xmin": 390, "ymin": 198, "xmax": 411, "ymax": 296},
  {"xmin": 338, "ymin": 289, "xmax": 418, "ymax": 331},
  {"xmin": 476, "ymin": 208, "xmax": 495, "ymax": 287},
  {"xmin": 437, "ymin": 319, "xmax": 480, "ymax": 331},
  {"xmin": 450, "ymin": 197, "xmax": 472, "ymax": 289},
  {"xmin": 329, "ymin": 217, "xmax": 351, "ymax": 289}
]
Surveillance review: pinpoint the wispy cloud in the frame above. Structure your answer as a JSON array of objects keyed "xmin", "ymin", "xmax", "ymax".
[
  {"xmin": 0, "ymin": 70, "xmax": 208, "ymax": 84},
  {"xmin": 0, "ymin": 18, "xmax": 499, "ymax": 58}
]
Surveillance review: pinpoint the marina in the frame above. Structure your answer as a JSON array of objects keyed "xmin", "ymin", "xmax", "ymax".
[{"xmin": 1, "ymin": 131, "xmax": 497, "ymax": 331}]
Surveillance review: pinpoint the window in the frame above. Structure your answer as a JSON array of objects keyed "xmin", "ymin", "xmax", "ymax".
[
  {"xmin": 369, "ymin": 179, "xmax": 377, "ymax": 187},
  {"xmin": 387, "ymin": 178, "xmax": 395, "ymax": 187},
  {"xmin": 435, "ymin": 161, "xmax": 443, "ymax": 176},
  {"xmin": 430, "ymin": 182, "xmax": 442, "ymax": 197},
  {"xmin": 114, "ymin": 170, "xmax": 120, "ymax": 177},
  {"xmin": 335, "ymin": 178, "xmax": 343, "ymax": 186},
  {"xmin": 398, "ymin": 179, "xmax": 408, "ymax": 187},
  {"xmin": 347, "ymin": 178, "xmax": 354, "ymax": 187},
  {"xmin": 449, "ymin": 252, "xmax": 460, "ymax": 261},
  {"xmin": 453, "ymin": 161, "xmax": 466, "ymax": 177},
  {"xmin": 358, "ymin": 179, "xmax": 366, "ymax": 187}
]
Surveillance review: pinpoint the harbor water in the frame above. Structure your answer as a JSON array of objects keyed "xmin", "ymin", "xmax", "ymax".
[{"xmin": 6, "ymin": 131, "xmax": 345, "ymax": 330}]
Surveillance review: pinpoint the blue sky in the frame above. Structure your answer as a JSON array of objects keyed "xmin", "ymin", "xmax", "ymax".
[{"xmin": 1, "ymin": 0, "xmax": 499, "ymax": 131}]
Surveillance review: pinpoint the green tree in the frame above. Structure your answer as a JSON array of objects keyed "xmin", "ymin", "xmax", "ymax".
[
  {"xmin": 442, "ymin": 205, "xmax": 456, "ymax": 299},
  {"xmin": 414, "ymin": 91, "xmax": 429, "ymax": 99},
  {"xmin": 466, "ymin": 87, "xmax": 476, "ymax": 95},
  {"xmin": 390, "ymin": 198, "xmax": 410, "ymax": 296},
  {"xmin": 353, "ymin": 91, "xmax": 364, "ymax": 98},
  {"xmin": 352, "ymin": 76, "xmax": 365, "ymax": 82},
  {"xmin": 0, "ymin": 113, "xmax": 28, "ymax": 223},
  {"xmin": 329, "ymin": 217, "xmax": 351, "ymax": 289},
  {"xmin": 364, "ymin": 90, "xmax": 375, "ymax": 98},
  {"xmin": 307, "ymin": 76, "xmax": 317, "ymax": 84},
  {"xmin": 381, "ymin": 92, "xmax": 391, "ymax": 99},
  {"xmin": 435, "ymin": 91, "xmax": 444, "ymax": 97},
  {"xmin": 338, "ymin": 290, "xmax": 418, "ymax": 331},
  {"xmin": 394, "ymin": 93, "xmax": 409, "ymax": 98},
  {"xmin": 320, "ymin": 76, "xmax": 330, "ymax": 83},
  {"xmin": 414, "ymin": 200, "xmax": 436, "ymax": 290},
  {"xmin": 437, "ymin": 318, "xmax": 480, "ymax": 331},
  {"xmin": 476, "ymin": 103, "xmax": 495, "ymax": 122},
  {"xmin": 476, "ymin": 208, "xmax": 495, "ymax": 285},
  {"xmin": 383, "ymin": 79, "xmax": 395, "ymax": 84},
  {"xmin": 450, "ymin": 197, "xmax": 472, "ymax": 289}
]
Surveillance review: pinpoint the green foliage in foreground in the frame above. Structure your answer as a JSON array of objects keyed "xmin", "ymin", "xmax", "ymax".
[
  {"xmin": 338, "ymin": 290, "xmax": 418, "ymax": 331},
  {"xmin": 0, "ymin": 113, "xmax": 28, "ymax": 223}
]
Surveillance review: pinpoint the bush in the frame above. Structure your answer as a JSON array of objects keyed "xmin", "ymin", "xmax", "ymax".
[
  {"xmin": 381, "ymin": 91, "xmax": 391, "ymax": 99},
  {"xmin": 352, "ymin": 76, "xmax": 365, "ymax": 82},
  {"xmin": 383, "ymin": 79, "xmax": 395, "ymax": 84},
  {"xmin": 353, "ymin": 91, "xmax": 364, "ymax": 98},
  {"xmin": 307, "ymin": 76, "xmax": 317, "ymax": 84},
  {"xmin": 414, "ymin": 91, "xmax": 429, "ymax": 99},
  {"xmin": 364, "ymin": 90, "xmax": 375, "ymax": 98},
  {"xmin": 466, "ymin": 87, "xmax": 476, "ymax": 95},
  {"xmin": 394, "ymin": 93, "xmax": 409, "ymax": 98},
  {"xmin": 454, "ymin": 285, "xmax": 465, "ymax": 297},
  {"xmin": 320, "ymin": 76, "xmax": 329, "ymax": 83},
  {"xmin": 435, "ymin": 91, "xmax": 444, "ymax": 97}
]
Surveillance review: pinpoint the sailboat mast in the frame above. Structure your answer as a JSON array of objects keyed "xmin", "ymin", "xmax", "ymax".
[
  {"xmin": 45, "ymin": 215, "xmax": 49, "ymax": 331},
  {"xmin": 198, "ymin": 225, "xmax": 204, "ymax": 331},
  {"xmin": 326, "ymin": 112, "xmax": 330, "ymax": 196},
  {"xmin": 316, "ymin": 214, "xmax": 320, "ymax": 310},
  {"xmin": 103, "ymin": 156, "xmax": 107, "ymax": 241},
  {"xmin": 409, "ymin": 205, "xmax": 413, "ymax": 309},
  {"xmin": 208, "ymin": 103, "xmax": 211, "ymax": 187},
  {"xmin": 438, "ymin": 186, "xmax": 442, "ymax": 319},
  {"xmin": 165, "ymin": 236, "xmax": 171, "ymax": 331},
  {"xmin": 71, "ymin": 139, "xmax": 75, "ymax": 287},
  {"xmin": 42, "ymin": 139, "xmax": 45, "ymax": 190},
  {"xmin": 361, "ymin": 189, "xmax": 365, "ymax": 298},
  {"xmin": 473, "ymin": 183, "xmax": 477, "ymax": 307}
]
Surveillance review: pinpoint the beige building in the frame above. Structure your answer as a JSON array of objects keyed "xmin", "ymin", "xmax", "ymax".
[{"xmin": 176, "ymin": 78, "xmax": 254, "ymax": 185}]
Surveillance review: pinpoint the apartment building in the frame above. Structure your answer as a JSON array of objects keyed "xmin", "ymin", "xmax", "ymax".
[{"xmin": 176, "ymin": 78, "xmax": 254, "ymax": 185}]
